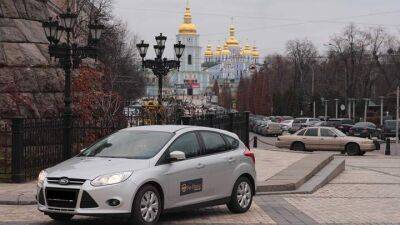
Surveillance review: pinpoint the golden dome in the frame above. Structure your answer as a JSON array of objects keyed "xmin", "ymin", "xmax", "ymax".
[
  {"xmin": 252, "ymin": 46, "xmax": 260, "ymax": 58},
  {"xmin": 178, "ymin": 5, "xmax": 197, "ymax": 35},
  {"xmin": 225, "ymin": 24, "xmax": 239, "ymax": 47},
  {"xmin": 221, "ymin": 43, "xmax": 231, "ymax": 55},
  {"xmin": 214, "ymin": 45, "xmax": 222, "ymax": 56},
  {"xmin": 204, "ymin": 44, "xmax": 213, "ymax": 57},
  {"xmin": 242, "ymin": 44, "xmax": 253, "ymax": 56}
]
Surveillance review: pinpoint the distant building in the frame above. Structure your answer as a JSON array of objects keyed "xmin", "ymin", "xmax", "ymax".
[{"xmin": 168, "ymin": 3, "xmax": 210, "ymax": 96}]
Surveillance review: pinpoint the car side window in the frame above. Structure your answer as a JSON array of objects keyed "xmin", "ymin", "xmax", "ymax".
[
  {"xmin": 200, "ymin": 131, "xmax": 227, "ymax": 155},
  {"xmin": 320, "ymin": 128, "xmax": 336, "ymax": 137},
  {"xmin": 224, "ymin": 135, "xmax": 239, "ymax": 150},
  {"xmin": 168, "ymin": 133, "xmax": 200, "ymax": 159},
  {"xmin": 305, "ymin": 128, "xmax": 318, "ymax": 136}
]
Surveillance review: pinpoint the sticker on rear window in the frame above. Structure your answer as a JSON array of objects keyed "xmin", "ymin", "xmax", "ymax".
[{"xmin": 180, "ymin": 178, "xmax": 203, "ymax": 195}]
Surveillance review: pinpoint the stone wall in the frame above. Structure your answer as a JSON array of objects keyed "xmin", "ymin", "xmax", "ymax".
[{"xmin": 0, "ymin": 0, "xmax": 65, "ymax": 118}]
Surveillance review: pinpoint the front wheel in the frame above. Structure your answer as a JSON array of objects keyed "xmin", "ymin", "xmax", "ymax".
[
  {"xmin": 227, "ymin": 177, "xmax": 253, "ymax": 213},
  {"xmin": 47, "ymin": 213, "xmax": 74, "ymax": 221},
  {"xmin": 130, "ymin": 185, "xmax": 162, "ymax": 225},
  {"xmin": 346, "ymin": 143, "xmax": 361, "ymax": 156},
  {"xmin": 292, "ymin": 142, "xmax": 305, "ymax": 151}
]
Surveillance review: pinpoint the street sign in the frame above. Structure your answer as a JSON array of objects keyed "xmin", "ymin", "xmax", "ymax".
[{"xmin": 340, "ymin": 104, "xmax": 346, "ymax": 111}]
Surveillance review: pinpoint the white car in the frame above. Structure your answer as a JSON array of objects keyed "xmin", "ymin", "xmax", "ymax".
[
  {"xmin": 280, "ymin": 120, "xmax": 294, "ymax": 131},
  {"xmin": 37, "ymin": 125, "xmax": 256, "ymax": 225}
]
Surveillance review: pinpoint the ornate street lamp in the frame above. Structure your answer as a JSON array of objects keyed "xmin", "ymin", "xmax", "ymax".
[
  {"xmin": 42, "ymin": 8, "xmax": 104, "ymax": 160},
  {"xmin": 136, "ymin": 34, "xmax": 185, "ymax": 123}
]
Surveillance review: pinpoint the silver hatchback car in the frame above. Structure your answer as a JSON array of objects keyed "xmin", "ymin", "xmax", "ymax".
[{"xmin": 37, "ymin": 125, "xmax": 256, "ymax": 224}]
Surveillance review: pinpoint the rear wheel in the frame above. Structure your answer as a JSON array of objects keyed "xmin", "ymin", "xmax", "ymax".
[
  {"xmin": 130, "ymin": 185, "xmax": 162, "ymax": 225},
  {"xmin": 346, "ymin": 143, "xmax": 361, "ymax": 156},
  {"xmin": 227, "ymin": 177, "xmax": 253, "ymax": 213},
  {"xmin": 292, "ymin": 142, "xmax": 305, "ymax": 151},
  {"xmin": 47, "ymin": 213, "xmax": 73, "ymax": 221}
]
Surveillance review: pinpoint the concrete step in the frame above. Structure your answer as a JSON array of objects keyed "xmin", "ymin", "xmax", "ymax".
[
  {"xmin": 259, "ymin": 158, "xmax": 345, "ymax": 195},
  {"xmin": 257, "ymin": 153, "xmax": 334, "ymax": 192}
]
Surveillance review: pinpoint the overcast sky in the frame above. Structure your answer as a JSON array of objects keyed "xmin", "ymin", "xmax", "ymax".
[{"xmin": 113, "ymin": 0, "xmax": 400, "ymax": 58}]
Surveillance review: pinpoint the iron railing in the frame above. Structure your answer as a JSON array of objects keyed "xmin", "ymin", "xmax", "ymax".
[{"xmin": 1, "ymin": 111, "xmax": 249, "ymax": 182}]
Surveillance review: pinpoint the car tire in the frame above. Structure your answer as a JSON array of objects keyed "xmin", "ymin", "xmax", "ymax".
[
  {"xmin": 292, "ymin": 142, "xmax": 305, "ymax": 151},
  {"xmin": 48, "ymin": 213, "xmax": 74, "ymax": 221},
  {"xmin": 130, "ymin": 184, "xmax": 162, "ymax": 225},
  {"xmin": 227, "ymin": 176, "xmax": 253, "ymax": 214},
  {"xmin": 346, "ymin": 143, "xmax": 361, "ymax": 156}
]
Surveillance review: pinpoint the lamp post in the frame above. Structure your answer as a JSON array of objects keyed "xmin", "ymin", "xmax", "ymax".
[
  {"xmin": 42, "ymin": 8, "xmax": 104, "ymax": 160},
  {"xmin": 136, "ymin": 33, "xmax": 185, "ymax": 108}
]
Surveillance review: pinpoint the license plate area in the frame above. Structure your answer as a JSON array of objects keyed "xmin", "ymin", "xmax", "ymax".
[{"xmin": 46, "ymin": 188, "xmax": 79, "ymax": 208}]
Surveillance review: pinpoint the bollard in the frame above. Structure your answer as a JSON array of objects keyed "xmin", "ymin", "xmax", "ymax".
[
  {"xmin": 385, "ymin": 138, "xmax": 391, "ymax": 155},
  {"xmin": 253, "ymin": 136, "xmax": 258, "ymax": 148}
]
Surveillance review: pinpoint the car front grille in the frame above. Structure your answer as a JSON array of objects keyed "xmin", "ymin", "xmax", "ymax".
[
  {"xmin": 45, "ymin": 188, "xmax": 79, "ymax": 208},
  {"xmin": 47, "ymin": 177, "xmax": 86, "ymax": 185}
]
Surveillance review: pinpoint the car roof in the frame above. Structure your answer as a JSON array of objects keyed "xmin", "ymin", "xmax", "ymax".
[{"xmin": 123, "ymin": 125, "xmax": 238, "ymax": 137}]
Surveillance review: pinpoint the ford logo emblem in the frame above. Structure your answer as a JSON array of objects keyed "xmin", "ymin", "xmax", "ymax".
[{"xmin": 59, "ymin": 178, "xmax": 69, "ymax": 185}]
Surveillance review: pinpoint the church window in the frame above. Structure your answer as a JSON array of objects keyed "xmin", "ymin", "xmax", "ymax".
[{"xmin": 188, "ymin": 54, "xmax": 192, "ymax": 65}]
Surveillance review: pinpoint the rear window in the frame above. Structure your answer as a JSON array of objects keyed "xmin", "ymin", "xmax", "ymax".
[
  {"xmin": 296, "ymin": 129, "xmax": 306, "ymax": 135},
  {"xmin": 200, "ymin": 132, "xmax": 227, "ymax": 155},
  {"xmin": 224, "ymin": 135, "xmax": 239, "ymax": 150}
]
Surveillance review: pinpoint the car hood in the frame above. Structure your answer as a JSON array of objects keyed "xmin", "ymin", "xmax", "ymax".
[{"xmin": 45, "ymin": 157, "xmax": 150, "ymax": 180}]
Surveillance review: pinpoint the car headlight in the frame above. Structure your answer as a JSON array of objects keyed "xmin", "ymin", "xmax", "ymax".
[
  {"xmin": 38, "ymin": 170, "xmax": 47, "ymax": 187},
  {"xmin": 91, "ymin": 171, "xmax": 132, "ymax": 187}
]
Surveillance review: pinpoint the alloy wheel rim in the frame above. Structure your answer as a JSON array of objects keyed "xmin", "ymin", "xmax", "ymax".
[
  {"xmin": 236, "ymin": 181, "xmax": 251, "ymax": 208},
  {"xmin": 140, "ymin": 191, "xmax": 159, "ymax": 222}
]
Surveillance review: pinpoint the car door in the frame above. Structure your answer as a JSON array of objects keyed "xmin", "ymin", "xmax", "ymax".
[
  {"xmin": 160, "ymin": 132, "xmax": 207, "ymax": 209},
  {"xmin": 303, "ymin": 128, "xmax": 320, "ymax": 150},
  {"xmin": 319, "ymin": 128, "xmax": 339, "ymax": 150},
  {"xmin": 198, "ymin": 131, "xmax": 232, "ymax": 200}
]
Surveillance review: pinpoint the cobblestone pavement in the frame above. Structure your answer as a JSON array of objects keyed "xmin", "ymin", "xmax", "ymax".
[{"xmin": 1, "ymin": 143, "xmax": 400, "ymax": 225}]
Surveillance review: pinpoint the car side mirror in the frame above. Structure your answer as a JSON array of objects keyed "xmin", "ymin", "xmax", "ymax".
[
  {"xmin": 169, "ymin": 151, "xmax": 186, "ymax": 162},
  {"xmin": 80, "ymin": 148, "xmax": 86, "ymax": 153}
]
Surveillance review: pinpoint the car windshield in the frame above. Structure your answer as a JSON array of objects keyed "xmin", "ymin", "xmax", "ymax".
[
  {"xmin": 294, "ymin": 118, "xmax": 307, "ymax": 123},
  {"xmin": 354, "ymin": 122, "xmax": 375, "ymax": 128},
  {"xmin": 78, "ymin": 130, "xmax": 174, "ymax": 159}
]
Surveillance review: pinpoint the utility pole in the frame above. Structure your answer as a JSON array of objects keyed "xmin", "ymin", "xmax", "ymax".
[
  {"xmin": 363, "ymin": 98, "xmax": 369, "ymax": 122},
  {"xmin": 324, "ymin": 100, "xmax": 329, "ymax": 119},
  {"xmin": 334, "ymin": 99, "xmax": 339, "ymax": 118},
  {"xmin": 380, "ymin": 96, "xmax": 384, "ymax": 126},
  {"xmin": 313, "ymin": 101, "xmax": 316, "ymax": 118},
  {"xmin": 348, "ymin": 98, "xmax": 352, "ymax": 119},
  {"xmin": 352, "ymin": 99, "xmax": 356, "ymax": 121},
  {"xmin": 397, "ymin": 86, "xmax": 399, "ymax": 144}
]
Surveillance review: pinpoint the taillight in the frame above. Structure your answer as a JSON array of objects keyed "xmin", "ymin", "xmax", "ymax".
[{"xmin": 244, "ymin": 150, "xmax": 255, "ymax": 164}]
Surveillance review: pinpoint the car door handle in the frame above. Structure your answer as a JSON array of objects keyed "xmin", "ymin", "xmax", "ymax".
[
  {"xmin": 227, "ymin": 157, "xmax": 236, "ymax": 163},
  {"xmin": 196, "ymin": 163, "xmax": 205, "ymax": 169}
]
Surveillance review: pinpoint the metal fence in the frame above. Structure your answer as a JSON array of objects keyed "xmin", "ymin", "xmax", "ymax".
[{"xmin": 0, "ymin": 111, "xmax": 249, "ymax": 183}]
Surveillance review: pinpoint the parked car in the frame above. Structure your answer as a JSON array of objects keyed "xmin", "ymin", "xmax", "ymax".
[
  {"xmin": 37, "ymin": 125, "xmax": 256, "ymax": 224},
  {"xmin": 275, "ymin": 127, "xmax": 380, "ymax": 155},
  {"xmin": 289, "ymin": 118, "xmax": 321, "ymax": 133},
  {"xmin": 382, "ymin": 120, "xmax": 400, "ymax": 138},
  {"xmin": 349, "ymin": 122, "xmax": 382, "ymax": 139},
  {"xmin": 280, "ymin": 119, "xmax": 294, "ymax": 132},
  {"xmin": 328, "ymin": 118, "xmax": 354, "ymax": 134},
  {"xmin": 260, "ymin": 122, "xmax": 283, "ymax": 136}
]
